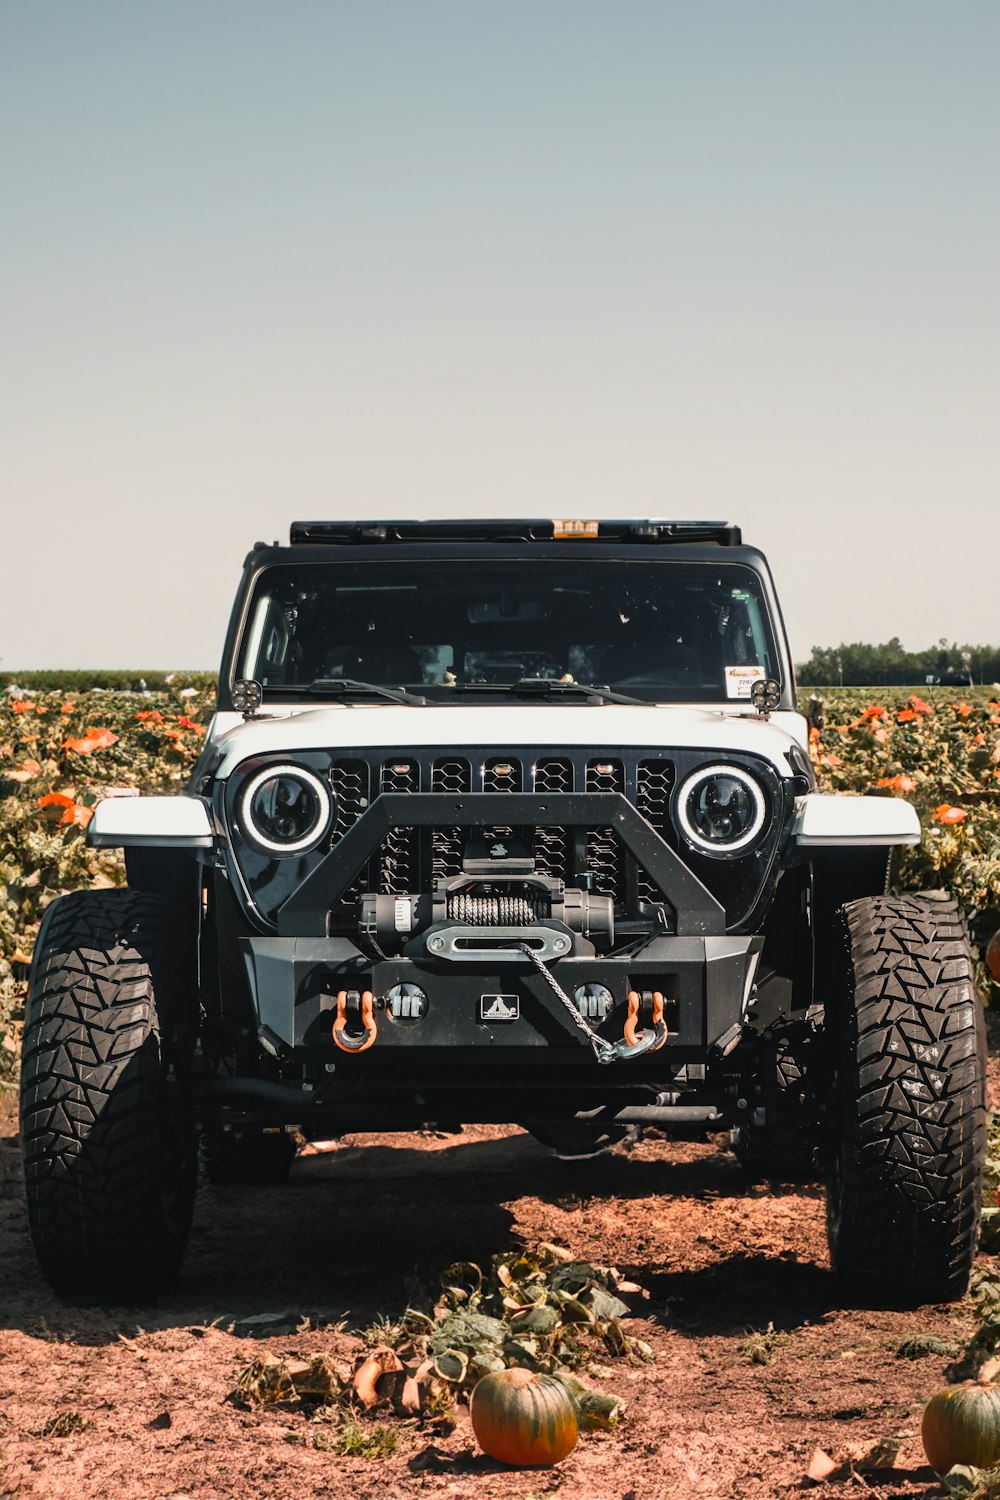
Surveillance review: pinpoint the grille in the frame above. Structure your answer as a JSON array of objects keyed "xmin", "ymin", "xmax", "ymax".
[
  {"xmin": 636, "ymin": 759, "xmax": 676, "ymax": 907},
  {"xmin": 378, "ymin": 760, "xmax": 419, "ymax": 893},
  {"xmin": 431, "ymin": 758, "xmax": 471, "ymax": 880},
  {"xmin": 482, "ymin": 757, "xmax": 521, "ymax": 842},
  {"xmin": 586, "ymin": 759, "xmax": 624, "ymax": 910},
  {"xmin": 329, "ymin": 760, "xmax": 370, "ymax": 917},
  {"xmin": 327, "ymin": 749, "xmax": 683, "ymax": 920},
  {"xmin": 533, "ymin": 758, "xmax": 573, "ymax": 879}
]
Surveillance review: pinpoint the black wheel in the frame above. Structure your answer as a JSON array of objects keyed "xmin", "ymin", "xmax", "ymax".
[
  {"xmin": 826, "ymin": 894, "xmax": 986, "ymax": 1307},
  {"xmin": 20, "ymin": 889, "xmax": 197, "ymax": 1302},
  {"xmin": 731, "ymin": 1012, "xmax": 824, "ymax": 1181},
  {"xmin": 201, "ymin": 1128, "xmax": 296, "ymax": 1185}
]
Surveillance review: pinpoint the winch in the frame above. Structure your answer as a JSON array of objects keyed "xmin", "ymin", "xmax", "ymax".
[{"xmin": 358, "ymin": 834, "xmax": 615, "ymax": 957}]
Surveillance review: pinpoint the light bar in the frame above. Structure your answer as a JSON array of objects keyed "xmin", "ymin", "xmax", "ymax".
[{"xmin": 288, "ymin": 520, "xmax": 742, "ymax": 546}]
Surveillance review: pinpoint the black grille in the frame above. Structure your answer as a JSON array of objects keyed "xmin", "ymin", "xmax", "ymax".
[
  {"xmin": 586, "ymin": 759, "xmax": 625, "ymax": 910},
  {"xmin": 329, "ymin": 760, "xmax": 370, "ymax": 916},
  {"xmin": 431, "ymin": 758, "xmax": 471, "ymax": 880},
  {"xmin": 533, "ymin": 758, "xmax": 573, "ymax": 879},
  {"xmin": 329, "ymin": 749, "xmax": 659, "ymax": 913},
  {"xmin": 483, "ymin": 757, "xmax": 522, "ymax": 794},
  {"xmin": 378, "ymin": 760, "xmax": 419, "ymax": 893},
  {"xmin": 636, "ymin": 759, "xmax": 676, "ymax": 907}
]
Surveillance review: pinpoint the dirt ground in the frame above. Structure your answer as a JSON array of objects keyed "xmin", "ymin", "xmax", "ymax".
[{"xmin": 1, "ymin": 1058, "xmax": 996, "ymax": 1500}]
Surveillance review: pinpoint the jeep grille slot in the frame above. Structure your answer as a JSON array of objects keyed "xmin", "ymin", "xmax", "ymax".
[
  {"xmin": 329, "ymin": 759, "xmax": 371, "ymax": 917},
  {"xmin": 586, "ymin": 759, "xmax": 625, "ymax": 911},
  {"xmin": 378, "ymin": 759, "xmax": 419, "ymax": 894},
  {"xmin": 636, "ymin": 759, "xmax": 676, "ymax": 908},
  {"xmin": 533, "ymin": 758, "xmax": 573, "ymax": 880},
  {"xmin": 431, "ymin": 758, "xmax": 472, "ymax": 880}
]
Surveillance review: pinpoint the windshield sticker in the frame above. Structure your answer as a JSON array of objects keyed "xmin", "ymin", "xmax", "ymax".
[{"xmin": 725, "ymin": 666, "xmax": 765, "ymax": 699}]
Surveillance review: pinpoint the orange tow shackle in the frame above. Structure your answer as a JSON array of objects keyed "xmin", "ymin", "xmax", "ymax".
[
  {"xmin": 332, "ymin": 989, "xmax": 378, "ymax": 1054},
  {"xmin": 624, "ymin": 990, "xmax": 668, "ymax": 1053}
]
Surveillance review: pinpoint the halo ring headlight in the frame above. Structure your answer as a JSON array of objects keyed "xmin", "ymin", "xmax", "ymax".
[
  {"xmin": 239, "ymin": 764, "xmax": 333, "ymax": 856},
  {"xmin": 676, "ymin": 764, "xmax": 767, "ymax": 857}
]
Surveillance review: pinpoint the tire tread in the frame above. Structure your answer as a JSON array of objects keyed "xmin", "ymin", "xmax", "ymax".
[{"xmin": 828, "ymin": 893, "xmax": 986, "ymax": 1305}]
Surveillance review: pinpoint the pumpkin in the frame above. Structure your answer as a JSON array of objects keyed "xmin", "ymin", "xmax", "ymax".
[
  {"xmin": 922, "ymin": 1381, "xmax": 1000, "ymax": 1473},
  {"xmin": 470, "ymin": 1368, "xmax": 578, "ymax": 1467},
  {"xmin": 986, "ymin": 929, "xmax": 1000, "ymax": 984}
]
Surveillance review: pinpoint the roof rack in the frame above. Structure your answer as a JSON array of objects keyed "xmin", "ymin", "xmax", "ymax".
[{"xmin": 289, "ymin": 519, "xmax": 742, "ymax": 546}]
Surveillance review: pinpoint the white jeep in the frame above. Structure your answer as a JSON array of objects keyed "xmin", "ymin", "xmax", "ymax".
[{"xmin": 22, "ymin": 519, "xmax": 985, "ymax": 1304}]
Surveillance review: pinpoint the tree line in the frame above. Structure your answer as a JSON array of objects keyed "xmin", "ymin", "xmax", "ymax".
[{"xmin": 796, "ymin": 639, "xmax": 1000, "ymax": 688}]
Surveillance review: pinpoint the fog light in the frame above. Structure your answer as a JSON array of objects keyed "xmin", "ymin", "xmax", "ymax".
[
  {"xmin": 573, "ymin": 984, "xmax": 614, "ymax": 1021},
  {"xmin": 385, "ymin": 984, "xmax": 428, "ymax": 1024}
]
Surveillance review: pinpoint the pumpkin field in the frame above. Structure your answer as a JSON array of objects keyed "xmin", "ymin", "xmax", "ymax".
[
  {"xmin": 1, "ymin": 682, "xmax": 1000, "ymax": 1499},
  {"xmin": 3, "ymin": 680, "xmax": 999, "ymax": 1071}
]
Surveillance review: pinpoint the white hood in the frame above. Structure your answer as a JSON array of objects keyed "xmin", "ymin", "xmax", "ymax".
[{"xmin": 209, "ymin": 702, "xmax": 807, "ymax": 779}]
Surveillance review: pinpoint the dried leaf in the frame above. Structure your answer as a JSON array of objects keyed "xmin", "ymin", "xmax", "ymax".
[
  {"xmin": 854, "ymin": 1434, "xmax": 906, "ymax": 1472},
  {"xmin": 409, "ymin": 1444, "xmax": 458, "ymax": 1473},
  {"xmin": 576, "ymin": 1390, "xmax": 625, "ymax": 1431},
  {"xmin": 509, "ymin": 1303, "xmax": 560, "ymax": 1334},
  {"xmin": 288, "ymin": 1354, "xmax": 346, "ymax": 1402},
  {"xmin": 431, "ymin": 1348, "xmax": 469, "ymax": 1384},
  {"xmin": 896, "ymin": 1334, "xmax": 961, "ymax": 1360},
  {"xmin": 537, "ymin": 1242, "xmax": 575, "ymax": 1262},
  {"xmin": 588, "ymin": 1286, "xmax": 631, "ymax": 1322},
  {"xmin": 233, "ymin": 1358, "xmax": 295, "ymax": 1407},
  {"xmin": 352, "ymin": 1346, "xmax": 403, "ymax": 1409},
  {"xmin": 805, "ymin": 1447, "xmax": 838, "ymax": 1484}
]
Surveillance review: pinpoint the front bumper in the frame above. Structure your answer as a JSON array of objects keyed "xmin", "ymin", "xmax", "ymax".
[{"xmin": 240, "ymin": 932, "xmax": 761, "ymax": 1064}]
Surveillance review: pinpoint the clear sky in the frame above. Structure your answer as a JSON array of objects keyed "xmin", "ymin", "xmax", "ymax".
[{"xmin": 1, "ymin": 0, "xmax": 997, "ymax": 670}]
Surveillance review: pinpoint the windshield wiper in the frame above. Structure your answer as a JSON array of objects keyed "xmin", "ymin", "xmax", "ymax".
[
  {"xmin": 306, "ymin": 678, "xmax": 427, "ymax": 706},
  {"xmin": 452, "ymin": 678, "xmax": 650, "ymax": 707}
]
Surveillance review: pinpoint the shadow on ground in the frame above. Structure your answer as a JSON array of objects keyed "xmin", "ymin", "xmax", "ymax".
[{"xmin": 0, "ymin": 1126, "xmax": 830, "ymax": 1346}]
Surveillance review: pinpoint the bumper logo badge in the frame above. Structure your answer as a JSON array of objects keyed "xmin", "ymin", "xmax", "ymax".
[{"xmin": 480, "ymin": 994, "xmax": 519, "ymax": 1021}]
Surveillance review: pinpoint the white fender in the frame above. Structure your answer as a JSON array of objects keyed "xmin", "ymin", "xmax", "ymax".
[
  {"xmin": 793, "ymin": 793, "xmax": 921, "ymax": 847},
  {"xmin": 88, "ymin": 795, "xmax": 214, "ymax": 849}
]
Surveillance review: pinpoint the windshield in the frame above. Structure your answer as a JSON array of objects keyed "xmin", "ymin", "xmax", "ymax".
[{"xmin": 235, "ymin": 559, "xmax": 780, "ymax": 703}]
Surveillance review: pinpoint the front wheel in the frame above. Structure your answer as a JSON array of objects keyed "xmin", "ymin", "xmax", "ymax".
[
  {"xmin": 20, "ymin": 889, "xmax": 197, "ymax": 1302},
  {"xmin": 826, "ymin": 894, "xmax": 986, "ymax": 1307}
]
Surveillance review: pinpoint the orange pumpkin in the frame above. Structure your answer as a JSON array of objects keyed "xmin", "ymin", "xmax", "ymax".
[
  {"xmin": 922, "ymin": 1381, "xmax": 1000, "ymax": 1473},
  {"xmin": 470, "ymin": 1368, "xmax": 578, "ymax": 1467}
]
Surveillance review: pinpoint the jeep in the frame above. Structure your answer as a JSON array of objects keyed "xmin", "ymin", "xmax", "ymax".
[{"xmin": 21, "ymin": 519, "xmax": 986, "ymax": 1304}]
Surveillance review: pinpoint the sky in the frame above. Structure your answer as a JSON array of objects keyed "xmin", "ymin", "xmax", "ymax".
[{"xmin": 1, "ymin": 0, "xmax": 997, "ymax": 670}]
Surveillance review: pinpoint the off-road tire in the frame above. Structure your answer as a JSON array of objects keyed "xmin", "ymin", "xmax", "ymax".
[
  {"xmin": 826, "ymin": 894, "xmax": 986, "ymax": 1307},
  {"xmin": 201, "ymin": 1128, "xmax": 296, "ymax": 1185},
  {"xmin": 20, "ymin": 889, "xmax": 197, "ymax": 1302}
]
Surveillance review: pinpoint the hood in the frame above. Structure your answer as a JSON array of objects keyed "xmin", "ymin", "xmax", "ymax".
[{"xmin": 208, "ymin": 702, "xmax": 807, "ymax": 779}]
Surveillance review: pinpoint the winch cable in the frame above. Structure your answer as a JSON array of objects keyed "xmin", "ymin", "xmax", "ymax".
[
  {"xmin": 449, "ymin": 892, "xmax": 548, "ymax": 924},
  {"xmin": 519, "ymin": 944, "xmax": 664, "ymax": 1064}
]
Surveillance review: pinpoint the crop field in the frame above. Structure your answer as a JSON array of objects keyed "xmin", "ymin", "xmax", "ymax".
[
  {"xmin": 2, "ymin": 681, "xmax": 999, "ymax": 1075},
  {"xmin": 2, "ymin": 682, "xmax": 1000, "ymax": 1498}
]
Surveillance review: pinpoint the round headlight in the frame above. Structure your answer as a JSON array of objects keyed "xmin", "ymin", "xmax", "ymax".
[
  {"xmin": 676, "ymin": 764, "xmax": 766, "ymax": 856},
  {"xmin": 239, "ymin": 765, "xmax": 332, "ymax": 856}
]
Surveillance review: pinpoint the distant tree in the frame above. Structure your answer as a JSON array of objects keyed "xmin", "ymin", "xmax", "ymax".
[{"xmin": 795, "ymin": 640, "xmax": 1000, "ymax": 687}]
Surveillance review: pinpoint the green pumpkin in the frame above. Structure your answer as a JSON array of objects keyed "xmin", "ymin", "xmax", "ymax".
[
  {"xmin": 470, "ymin": 1368, "xmax": 578, "ymax": 1467},
  {"xmin": 922, "ymin": 1382, "xmax": 1000, "ymax": 1474}
]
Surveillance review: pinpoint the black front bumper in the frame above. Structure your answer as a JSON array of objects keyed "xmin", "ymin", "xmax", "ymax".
[{"xmin": 241, "ymin": 931, "xmax": 761, "ymax": 1065}]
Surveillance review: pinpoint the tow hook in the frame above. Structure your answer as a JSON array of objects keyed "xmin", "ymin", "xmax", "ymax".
[
  {"xmin": 607, "ymin": 990, "xmax": 668, "ymax": 1062},
  {"xmin": 520, "ymin": 942, "xmax": 669, "ymax": 1064},
  {"xmin": 332, "ymin": 989, "xmax": 378, "ymax": 1054}
]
